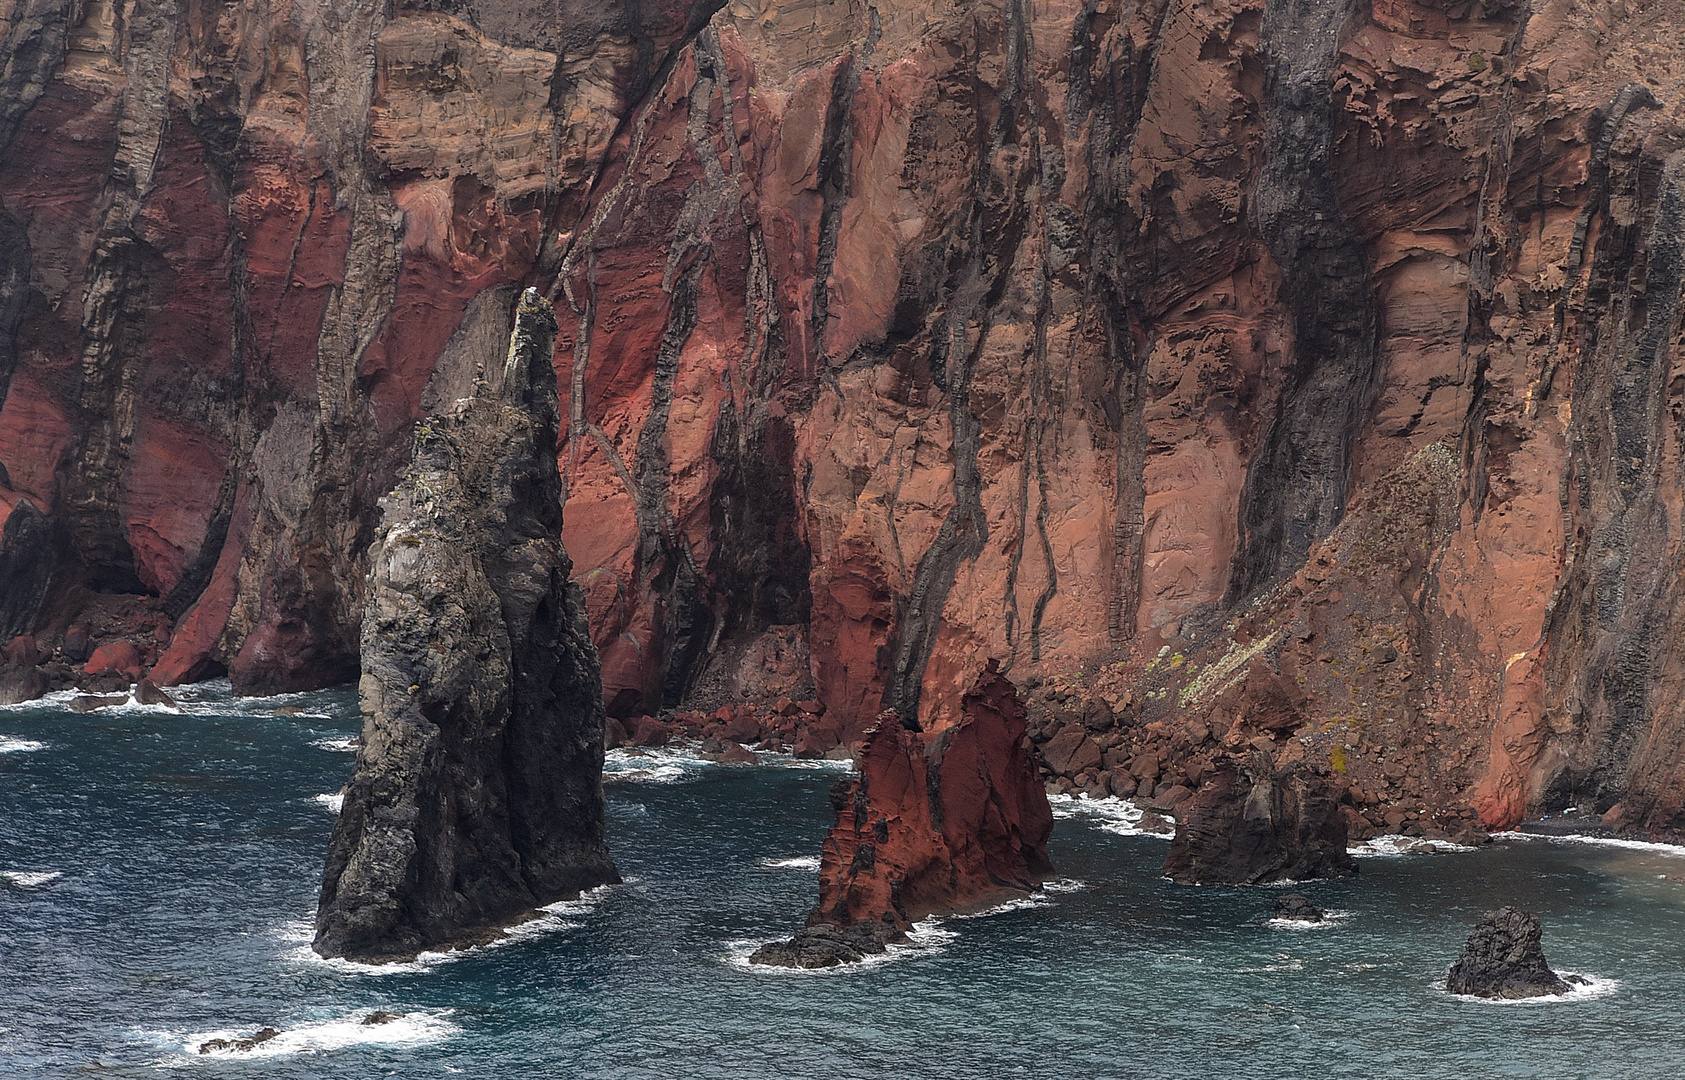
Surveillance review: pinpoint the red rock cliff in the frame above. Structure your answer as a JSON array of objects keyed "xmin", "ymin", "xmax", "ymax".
[
  {"xmin": 815, "ymin": 660, "xmax": 1053, "ymax": 927},
  {"xmin": 3, "ymin": 0, "xmax": 1685, "ymax": 838}
]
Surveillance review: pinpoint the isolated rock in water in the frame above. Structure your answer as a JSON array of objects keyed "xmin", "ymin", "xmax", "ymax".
[
  {"xmin": 199, "ymin": 1027, "xmax": 279, "ymax": 1055},
  {"xmin": 360, "ymin": 1011, "xmax": 406, "ymax": 1026},
  {"xmin": 135, "ymin": 679, "xmax": 179, "ymax": 709},
  {"xmin": 0, "ymin": 663, "xmax": 45, "ymax": 706},
  {"xmin": 314, "ymin": 290, "xmax": 619, "ymax": 963},
  {"xmin": 1274, "ymin": 893, "xmax": 1325, "ymax": 922},
  {"xmin": 1445, "ymin": 907, "xmax": 1574, "ymax": 999},
  {"xmin": 1164, "ymin": 752, "xmax": 1358, "ymax": 885},
  {"xmin": 811, "ymin": 661, "xmax": 1053, "ymax": 932},
  {"xmin": 67, "ymin": 694, "xmax": 128, "ymax": 713},
  {"xmin": 747, "ymin": 922, "xmax": 906, "ymax": 969}
]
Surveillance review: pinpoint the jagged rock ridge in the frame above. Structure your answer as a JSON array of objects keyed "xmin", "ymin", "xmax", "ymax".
[{"xmin": 314, "ymin": 289, "xmax": 616, "ymax": 963}]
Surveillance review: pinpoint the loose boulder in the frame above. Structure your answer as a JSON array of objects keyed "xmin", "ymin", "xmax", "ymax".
[
  {"xmin": 1163, "ymin": 751, "xmax": 1358, "ymax": 884},
  {"xmin": 0, "ymin": 663, "xmax": 45, "ymax": 706},
  {"xmin": 314, "ymin": 290, "xmax": 619, "ymax": 963},
  {"xmin": 1445, "ymin": 907, "xmax": 1577, "ymax": 999}
]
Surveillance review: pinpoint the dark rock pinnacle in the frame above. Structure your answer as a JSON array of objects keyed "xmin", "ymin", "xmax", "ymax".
[{"xmin": 313, "ymin": 288, "xmax": 618, "ymax": 963}]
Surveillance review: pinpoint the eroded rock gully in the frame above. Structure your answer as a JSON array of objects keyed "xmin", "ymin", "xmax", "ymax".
[{"xmin": 3, "ymin": 1, "xmax": 1685, "ymax": 840}]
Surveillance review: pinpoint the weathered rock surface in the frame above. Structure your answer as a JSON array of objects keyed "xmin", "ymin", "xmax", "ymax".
[
  {"xmin": 1444, "ymin": 907, "xmax": 1575, "ymax": 999},
  {"xmin": 807, "ymin": 661, "xmax": 1053, "ymax": 932},
  {"xmin": 313, "ymin": 290, "xmax": 617, "ymax": 964},
  {"xmin": 0, "ymin": 662, "xmax": 44, "ymax": 705},
  {"xmin": 4, "ymin": 0, "xmax": 1685, "ymax": 841},
  {"xmin": 1273, "ymin": 893, "xmax": 1325, "ymax": 923},
  {"xmin": 198, "ymin": 1027, "xmax": 279, "ymax": 1055},
  {"xmin": 1164, "ymin": 752, "xmax": 1358, "ymax": 885},
  {"xmin": 747, "ymin": 921, "xmax": 905, "ymax": 969}
]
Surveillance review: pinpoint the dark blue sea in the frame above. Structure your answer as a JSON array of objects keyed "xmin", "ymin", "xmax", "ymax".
[{"xmin": 5, "ymin": 681, "xmax": 1685, "ymax": 1078}]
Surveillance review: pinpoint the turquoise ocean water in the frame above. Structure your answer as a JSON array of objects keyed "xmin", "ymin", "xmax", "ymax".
[{"xmin": 4, "ymin": 682, "xmax": 1685, "ymax": 1078}]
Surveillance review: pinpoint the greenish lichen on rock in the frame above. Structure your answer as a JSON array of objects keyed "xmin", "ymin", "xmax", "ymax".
[{"xmin": 313, "ymin": 289, "xmax": 618, "ymax": 964}]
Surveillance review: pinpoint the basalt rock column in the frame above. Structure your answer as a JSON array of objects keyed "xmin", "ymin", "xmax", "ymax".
[{"xmin": 314, "ymin": 290, "xmax": 617, "ymax": 963}]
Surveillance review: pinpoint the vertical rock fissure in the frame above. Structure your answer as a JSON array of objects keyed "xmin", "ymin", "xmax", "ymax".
[
  {"xmin": 809, "ymin": 11, "xmax": 878, "ymax": 364},
  {"xmin": 1227, "ymin": 0, "xmax": 1378, "ymax": 602},
  {"xmin": 1548, "ymin": 151, "xmax": 1685, "ymax": 808},
  {"xmin": 882, "ymin": 0, "xmax": 1035, "ymax": 725}
]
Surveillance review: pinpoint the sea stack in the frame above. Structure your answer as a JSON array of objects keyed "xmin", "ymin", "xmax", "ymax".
[
  {"xmin": 751, "ymin": 661, "xmax": 1053, "ymax": 967},
  {"xmin": 314, "ymin": 289, "xmax": 618, "ymax": 963},
  {"xmin": 1163, "ymin": 751, "xmax": 1357, "ymax": 885},
  {"xmin": 1445, "ymin": 907, "xmax": 1575, "ymax": 999}
]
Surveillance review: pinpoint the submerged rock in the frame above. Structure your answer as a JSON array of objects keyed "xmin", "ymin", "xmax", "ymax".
[
  {"xmin": 748, "ymin": 922, "xmax": 906, "ymax": 969},
  {"xmin": 1163, "ymin": 752, "xmax": 1357, "ymax": 885},
  {"xmin": 199, "ymin": 1027, "xmax": 279, "ymax": 1054},
  {"xmin": 314, "ymin": 291, "xmax": 618, "ymax": 963},
  {"xmin": 1273, "ymin": 893, "xmax": 1325, "ymax": 922},
  {"xmin": 1445, "ymin": 907, "xmax": 1578, "ymax": 999},
  {"xmin": 67, "ymin": 693, "xmax": 128, "ymax": 713},
  {"xmin": 360, "ymin": 1011, "xmax": 406, "ymax": 1026}
]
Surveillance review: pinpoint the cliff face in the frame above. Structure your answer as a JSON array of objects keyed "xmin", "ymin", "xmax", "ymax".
[
  {"xmin": 4, "ymin": 1, "xmax": 1685, "ymax": 836},
  {"xmin": 314, "ymin": 289, "xmax": 616, "ymax": 963}
]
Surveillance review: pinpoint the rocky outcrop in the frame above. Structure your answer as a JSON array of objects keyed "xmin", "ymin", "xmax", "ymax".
[
  {"xmin": 1273, "ymin": 893, "xmax": 1325, "ymax": 923},
  {"xmin": 1445, "ymin": 907, "xmax": 1576, "ymax": 999},
  {"xmin": 747, "ymin": 921, "xmax": 905, "ymax": 969},
  {"xmin": 4, "ymin": 0, "xmax": 1685, "ymax": 844},
  {"xmin": 1164, "ymin": 752, "xmax": 1358, "ymax": 885},
  {"xmin": 813, "ymin": 661, "xmax": 1052, "ymax": 931},
  {"xmin": 313, "ymin": 290, "xmax": 617, "ymax": 964}
]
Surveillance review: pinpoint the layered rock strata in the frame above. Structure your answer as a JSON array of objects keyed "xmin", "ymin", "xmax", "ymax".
[
  {"xmin": 1444, "ymin": 906, "xmax": 1576, "ymax": 999},
  {"xmin": 1163, "ymin": 751, "xmax": 1358, "ymax": 885},
  {"xmin": 313, "ymin": 290, "xmax": 616, "ymax": 963},
  {"xmin": 2, "ymin": 1, "xmax": 1685, "ymax": 843}
]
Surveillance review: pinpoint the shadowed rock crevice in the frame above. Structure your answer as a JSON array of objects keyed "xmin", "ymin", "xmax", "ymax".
[
  {"xmin": 1228, "ymin": 0, "xmax": 1379, "ymax": 602},
  {"xmin": 314, "ymin": 290, "xmax": 617, "ymax": 963}
]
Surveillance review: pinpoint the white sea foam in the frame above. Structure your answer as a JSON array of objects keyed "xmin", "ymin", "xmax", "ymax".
[
  {"xmin": 0, "ymin": 870, "xmax": 62, "ymax": 887},
  {"xmin": 172, "ymin": 1009, "xmax": 456, "ymax": 1058},
  {"xmin": 604, "ymin": 744, "xmax": 853, "ymax": 784},
  {"xmin": 311, "ymin": 736, "xmax": 359, "ymax": 753},
  {"xmin": 313, "ymin": 792, "xmax": 345, "ymax": 814},
  {"xmin": 1436, "ymin": 972, "xmax": 1619, "ymax": 1005},
  {"xmin": 1047, "ymin": 793, "xmax": 1173, "ymax": 838},
  {"xmin": 287, "ymin": 883, "xmax": 618, "ymax": 976},
  {"xmin": 1490, "ymin": 830, "xmax": 1685, "ymax": 859},
  {"xmin": 1350, "ymin": 835, "xmax": 1477, "ymax": 857},
  {"xmin": 0, "ymin": 736, "xmax": 45, "ymax": 753},
  {"xmin": 760, "ymin": 855, "xmax": 821, "ymax": 870}
]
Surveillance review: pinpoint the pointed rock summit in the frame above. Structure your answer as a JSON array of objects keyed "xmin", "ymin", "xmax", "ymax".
[
  {"xmin": 314, "ymin": 289, "xmax": 618, "ymax": 963},
  {"xmin": 752, "ymin": 661, "xmax": 1053, "ymax": 967},
  {"xmin": 1445, "ymin": 907, "xmax": 1577, "ymax": 999}
]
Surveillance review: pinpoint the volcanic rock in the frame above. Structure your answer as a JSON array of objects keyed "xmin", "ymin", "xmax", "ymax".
[
  {"xmin": 1273, "ymin": 893, "xmax": 1325, "ymax": 923},
  {"xmin": 67, "ymin": 694, "xmax": 128, "ymax": 713},
  {"xmin": 134, "ymin": 679, "xmax": 179, "ymax": 709},
  {"xmin": 198, "ymin": 1027, "xmax": 279, "ymax": 1055},
  {"xmin": 83, "ymin": 641, "xmax": 142, "ymax": 678},
  {"xmin": 807, "ymin": 660, "xmax": 1053, "ymax": 932},
  {"xmin": 1164, "ymin": 753, "xmax": 1358, "ymax": 885},
  {"xmin": 314, "ymin": 290, "xmax": 618, "ymax": 964},
  {"xmin": 1444, "ymin": 907, "xmax": 1576, "ymax": 999},
  {"xmin": 0, "ymin": 663, "xmax": 44, "ymax": 705},
  {"xmin": 747, "ymin": 921, "xmax": 905, "ymax": 970}
]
